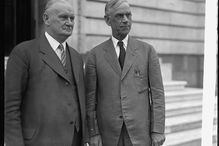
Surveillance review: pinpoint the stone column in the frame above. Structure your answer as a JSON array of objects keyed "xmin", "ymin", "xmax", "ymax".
[
  {"xmin": 159, "ymin": 58, "xmax": 173, "ymax": 81},
  {"xmin": 67, "ymin": 0, "xmax": 86, "ymax": 55}
]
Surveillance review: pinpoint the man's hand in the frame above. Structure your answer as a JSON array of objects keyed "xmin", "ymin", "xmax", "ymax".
[
  {"xmin": 151, "ymin": 132, "xmax": 165, "ymax": 146},
  {"xmin": 89, "ymin": 135, "xmax": 102, "ymax": 146}
]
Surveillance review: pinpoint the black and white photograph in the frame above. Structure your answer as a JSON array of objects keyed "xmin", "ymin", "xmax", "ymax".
[{"xmin": 4, "ymin": 0, "xmax": 217, "ymax": 146}]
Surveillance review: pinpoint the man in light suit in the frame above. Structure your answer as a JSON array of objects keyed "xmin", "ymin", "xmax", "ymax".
[
  {"xmin": 5, "ymin": 0, "xmax": 88, "ymax": 145},
  {"xmin": 85, "ymin": 0, "xmax": 165, "ymax": 146}
]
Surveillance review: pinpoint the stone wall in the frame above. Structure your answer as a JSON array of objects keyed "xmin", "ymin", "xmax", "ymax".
[
  {"xmin": 68, "ymin": 0, "xmax": 205, "ymax": 87},
  {"xmin": 6, "ymin": 0, "xmax": 205, "ymax": 88},
  {"xmin": 73, "ymin": 0, "xmax": 205, "ymax": 54}
]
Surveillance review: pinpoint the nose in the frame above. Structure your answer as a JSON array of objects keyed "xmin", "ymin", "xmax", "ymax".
[
  {"xmin": 66, "ymin": 17, "xmax": 74, "ymax": 25},
  {"xmin": 121, "ymin": 15, "xmax": 129, "ymax": 23}
]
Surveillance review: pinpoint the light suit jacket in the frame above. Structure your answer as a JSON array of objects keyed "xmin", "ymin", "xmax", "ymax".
[
  {"xmin": 85, "ymin": 37, "xmax": 165, "ymax": 146},
  {"xmin": 5, "ymin": 34, "xmax": 88, "ymax": 146}
]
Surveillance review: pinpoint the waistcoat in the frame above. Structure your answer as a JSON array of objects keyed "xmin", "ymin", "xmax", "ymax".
[{"xmin": 63, "ymin": 47, "xmax": 81, "ymax": 132}]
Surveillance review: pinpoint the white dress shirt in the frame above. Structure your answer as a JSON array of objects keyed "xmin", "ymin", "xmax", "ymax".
[
  {"xmin": 45, "ymin": 32, "xmax": 66, "ymax": 60},
  {"xmin": 111, "ymin": 35, "xmax": 129, "ymax": 58}
]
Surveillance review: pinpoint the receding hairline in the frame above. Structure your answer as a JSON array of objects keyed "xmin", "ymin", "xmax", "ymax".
[
  {"xmin": 44, "ymin": 0, "xmax": 73, "ymax": 13},
  {"xmin": 105, "ymin": 0, "xmax": 130, "ymax": 16}
]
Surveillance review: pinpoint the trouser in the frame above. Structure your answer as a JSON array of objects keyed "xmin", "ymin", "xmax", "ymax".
[
  {"xmin": 72, "ymin": 127, "xmax": 82, "ymax": 146},
  {"xmin": 117, "ymin": 122, "xmax": 133, "ymax": 146}
]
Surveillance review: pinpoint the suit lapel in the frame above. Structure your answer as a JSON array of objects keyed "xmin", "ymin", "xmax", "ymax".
[
  {"xmin": 67, "ymin": 45, "xmax": 80, "ymax": 84},
  {"xmin": 104, "ymin": 39, "xmax": 121, "ymax": 75},
  {"xmin": 121, "ymin": 37, "xmax": 137, "ymax": 80},
  {"xmin": 39, "ymin": 35, "xmax": 70, "ymax": 83}
]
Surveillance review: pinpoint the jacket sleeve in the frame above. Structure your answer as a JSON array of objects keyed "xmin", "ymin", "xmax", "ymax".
[
  {"xmin": 5, "ymin": 46, "xmax": 29, "ymax": 146},
  {"xmin": 85, "ymin": 50, "xmax": 100, "ymax": 137},
  {"xmin": 148, "ymin": 46, "xmax": 165, "ymax": 134},
  {"xmin": 78, "ymin": 54, "xmax": 89, "ymax": 144}
]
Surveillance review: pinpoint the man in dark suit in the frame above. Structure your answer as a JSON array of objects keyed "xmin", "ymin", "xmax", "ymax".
[
  {"xmin": 5, "ymin": 0, "xmax": 88, "ymax": 145},
  {"xmin": 85, "ymin": 0, "xmax": 165, "ymax": 146}
]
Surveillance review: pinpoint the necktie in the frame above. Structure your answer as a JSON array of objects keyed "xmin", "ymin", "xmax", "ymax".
[
  {"xmin": 58, "ymin": 44, "xmax": 66, "ymax": 66},
  {"xmin": 118, "ymin": 41, "xmax": 126, "ymax": 70}
]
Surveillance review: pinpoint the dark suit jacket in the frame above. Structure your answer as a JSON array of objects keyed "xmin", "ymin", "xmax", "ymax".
[
  {"xmin": 5, "ymin": 34, "xmax": 88, "ymax": 146},
  {"xmin": 85, "ymin": 37, "xmax": 165, "ymax": 146}
]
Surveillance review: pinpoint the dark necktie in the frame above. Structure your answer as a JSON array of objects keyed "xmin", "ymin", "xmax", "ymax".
[
  {"xmin": 118, "ymin": 41, "xmax": 126, "ymax": 70},
  {"xmin": 58, "ymin": 44, "xmax": 66, "ymax": 66}
]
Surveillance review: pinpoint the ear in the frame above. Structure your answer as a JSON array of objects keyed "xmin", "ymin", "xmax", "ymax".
[
  {"xmin": 43, "ymin": 13, "xmax": 50, "ymax": 25},
  {"xmin": 104, "ymin": 15, "xmax": 111, "ymax": 26}
]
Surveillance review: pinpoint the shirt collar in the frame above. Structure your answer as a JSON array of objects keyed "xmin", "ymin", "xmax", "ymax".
[
  {"xmin": 45, "ymin": 32, "xmax": 66, "ymax": 51},
  {"xmin": 111, "ymin": 35, "xmax": 129, "ymax": 49}
]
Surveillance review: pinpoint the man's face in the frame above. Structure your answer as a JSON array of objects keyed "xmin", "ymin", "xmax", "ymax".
[
  {"xmin": 44, "ymin": 2, "xmax": 75, "ymax": 40},
  {"xmin": 106, "ymin": 2, "xmax": 132, "ymax": 40}
]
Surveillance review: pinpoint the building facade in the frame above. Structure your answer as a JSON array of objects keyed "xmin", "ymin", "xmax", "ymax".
[{"xmin": 4, "ymin": 0, "xmax": 205, "ymax": 88}]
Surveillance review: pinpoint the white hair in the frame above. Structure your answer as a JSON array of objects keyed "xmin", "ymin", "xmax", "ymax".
[
  {"xmin": 105, "ymin": 0, "xmax": 129, "ymax": 16},
  {"xmin": 44, "ymin": 0, "xmax": 71, "ymax": 12}
]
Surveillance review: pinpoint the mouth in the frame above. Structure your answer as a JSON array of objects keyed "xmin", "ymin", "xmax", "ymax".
[
  {"xmin": 120, "ymin": 26, "xmax": 130, "ymax": 30},
  {"xmin": 120, "ymin": 25, "xmax": 129, "ymax": 28},
  {"xmin": 63, "ymin": 26, "xmax": 73, "ymax": 32},
  {"xmin": 120, "ymin": 25, "xmax": 130, "ymax": 28}
]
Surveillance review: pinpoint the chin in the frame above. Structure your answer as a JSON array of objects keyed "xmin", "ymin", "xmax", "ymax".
[
  {"xmin": 121, "ymin": 32, "xmax": 129, "ymax": 37},
  {"xmin": 121, "ymin": 29, "xmax": 130, "ymax": 35},
  {"xmin": 64, "ymin": 32, "xmax": 72, "ymax": 36}
]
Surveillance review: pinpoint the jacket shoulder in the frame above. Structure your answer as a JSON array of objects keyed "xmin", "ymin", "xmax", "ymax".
[
  {"xmin": 9, "ymin": 38, "xmax": 39, "ymax": 59},
  {"xmin": 11, "ymin": 39, "xmax": 38, "ymax": 54},
  {"xmin": 133, "ymin": 38, "xmax": 154, "ymax": 49},
  {"xmin": 131, "ymin": 37, "xmax": 158, "ymax": 54},
  {"xmin": 90, "ymin": 39, "xmax": 110, "ymax": 53}
]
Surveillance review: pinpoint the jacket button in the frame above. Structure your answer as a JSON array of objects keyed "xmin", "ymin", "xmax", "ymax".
[
  {"xmin": 69, "ymin": 121, "xmax": 74, "ymax": 125},
  {"xmin": 65, "ymin": 82, "xmax": 69, "ymax": 85},
  {"xmin": 119, "ymin": 116, "xmax": 123, "ymax": 119}
]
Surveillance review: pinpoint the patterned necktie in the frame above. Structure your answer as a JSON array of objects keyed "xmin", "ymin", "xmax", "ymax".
[
  {"xmin": 58, "ymin": 44, "xmax": 66, "ymax": 66},
  {"xmin": 118, "ymin": 41, "xmax": 126, "ymax": 70}
]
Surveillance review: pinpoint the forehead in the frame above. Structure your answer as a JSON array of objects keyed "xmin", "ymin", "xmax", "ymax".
[
  {"xmin": 49, "ymin": 2, "xmax": 74, "ymax": 14},
  {"xmin": 110, "ymin": 2, "xmax": 131, "ymax": 15}
]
